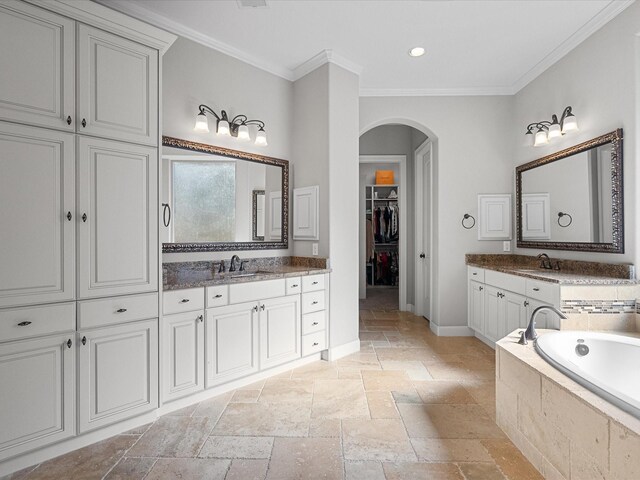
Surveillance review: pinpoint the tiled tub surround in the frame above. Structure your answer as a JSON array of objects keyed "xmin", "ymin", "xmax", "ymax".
[
  {"xmin": 163, "ymin": 256, "xmax": 330, "ymax": 290},
  {"xmin": 496, "ymin": 331, "xmax": 640, "ymax": 480}
]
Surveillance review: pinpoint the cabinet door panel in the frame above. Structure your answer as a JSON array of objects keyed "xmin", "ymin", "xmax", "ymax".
[
  {"xmin": 79, "ymin": 319, "xmax": 158, "ymax": 433},
  {"xmin": 468, "ymin": 281, "xmax": 485, "ymax": 333},
  {"xmin": 162, "ymin": 311, "xmax": 204, "ymax": 403},
  {"xmin": 483, "ymin": 286, "xmax": 501, "ymax": 342},
  {"xmin": 78, "ymin": 137, "xmax": 157, "ymax": 298},
  {"xmin": 78, "ymin": 24, "xmax": 158, "ymax": 145},
  {"xmin": 0, "ymin": 334, "xmax": 75, "ymax": 461},
  {"xmin": 0, "ymin": 2, "xmax": 75, "ymax": 131},
  {"xmin": 205, "ymin": 302, "xmax": 258, "ymax": 388},
  {"xmin": 0, "ymin": 123, "xmax": 75, "ymax": 307},
  {"xmin": 260, "ymin": 295, "xmax": 301, "ymax": 369},
  {"xmin": 504, "ymin": 292, "xmax": 527, "ymax": 340}
]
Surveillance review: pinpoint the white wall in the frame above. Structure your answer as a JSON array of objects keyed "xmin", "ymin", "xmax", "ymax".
[
  {"xmin": 512, "ymin": 1, "xmax": 640, "ymax": 268},
  {"xmin": 360, "ymin": 96, "xmax": 514, "ymax": 328},
  {"xmin": 162, "ymin": 36, "xmax": 293, "ymax": 262}
]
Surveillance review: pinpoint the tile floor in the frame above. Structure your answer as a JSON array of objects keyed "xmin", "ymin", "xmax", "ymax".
[{"xmin": 4, "ymin": 288, "xmax": 542, "ymax": 480}]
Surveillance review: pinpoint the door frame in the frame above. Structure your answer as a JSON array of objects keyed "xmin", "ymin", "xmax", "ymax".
[
  {"xmin": 358, "ymin": 155, "xmax": 407, "ymax": 311},
  {"xmin": 414, "ymin": 139, "xmax": 433, "ymax": 319}
]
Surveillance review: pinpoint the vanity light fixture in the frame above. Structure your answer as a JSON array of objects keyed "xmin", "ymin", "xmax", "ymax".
[
  {"xmin": 194, "ymin": 104, "xmax": 268, "ymax": 146},
  {"xmin": 408, "ymin": 47, "xmax": 425, "ymax": 57},
  {"xmin": 525, "ymin": 106, "xmax": 578, "ymax": 147}
]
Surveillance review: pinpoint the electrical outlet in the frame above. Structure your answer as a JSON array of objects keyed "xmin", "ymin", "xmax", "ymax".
[
  {"xmin": 312, "ymin": 243, "xmax": 319, "ymax": 256},
  {"xmin": 503, "ymin": 241, "xmax": 511, "ymax": 252}
]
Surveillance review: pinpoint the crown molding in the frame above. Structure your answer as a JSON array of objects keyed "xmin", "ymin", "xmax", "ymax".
[
  {"xmin": 510, "ymin": 0, "xmax": 635, "ymax": 93},
  {"xmin": 293, "ymin": 50, "xmax": 363, "ymax": 81},
  {"xmin": 94, "ymin": 0, "xmax": 295, "ymax": 80},
  {"xmin": 359, "ymin": 86, "xmax": 515, "ymax": 97}
]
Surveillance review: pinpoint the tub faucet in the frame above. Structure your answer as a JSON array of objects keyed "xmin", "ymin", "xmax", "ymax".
[{"xmin": 518, "ymin": 305, "xmax": 567, "ymax": 345}]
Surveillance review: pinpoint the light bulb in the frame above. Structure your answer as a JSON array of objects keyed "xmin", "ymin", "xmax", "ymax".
[
  {"xmin": 237, "ymin": 124, "xmax": 250, "ymax": 141},
  {"xmin": 194, "ymin": 113, "xmax": 209, "ymax": 133},
  {"xmin": 534, "ymin": 128, "xmax": 548, "ymax": 147},
  {"xmin": 255, "ymin": 128, "xmax": 268, "ymax": 146},
  {"xmin": 217, "ymin": 119, "xmax": 230, "ymax": 136},
  {"xmin": 562, "ymin": 114, "xmax": 578, "ymax": 133}
]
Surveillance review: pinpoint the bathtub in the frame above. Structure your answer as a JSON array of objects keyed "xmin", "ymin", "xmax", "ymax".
[{"xmin": 535, "ymin": 331, "xmax": 640, "ymax": 419}]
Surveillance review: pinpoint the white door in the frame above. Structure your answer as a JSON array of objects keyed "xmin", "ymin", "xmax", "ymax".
[
  {"xmin": 162, "ymin": 311, "xmax": 205, "ymax": 403},
  {"xmin": 468, "ymin": 281, "xmax": 485, "ymax": 333},
  {"xmin": 78, "ymin": 137, "xmax": 158, "ymax": 299},
  {"xmin": 205, "ymin": 302, "xmax": 259, "ymax": 388},
  {"xmin": 78, "ymin": 319, "xmax": 158, "ymax": 433},
  {"xmin": 0, "ymin": 334, "xmax": 75, "ymax": 461},
  {"xmin": 0, "ymin": 2, "xmax": 75, "ymax": 131},
  {"xmin": 260, "ymin": 295, "xmax": 301, "ymax": 369},
  {"xmin": 0, "ymin": 123, "xmax": 75, "ymax": 308},
  {"xmin": 415, "ymin": 141, "xmax": 432, "ymax": 319},
  {"xmin": 484, "ymin": 286, "xmax": 502, "ymax": 342},
  {"xmin": 503, "ymin": 292, "xmax": 528, "ymax": 339},
  {"xmin": 78, "ymin": 24, "xmax": 158, "ymax": 146}
]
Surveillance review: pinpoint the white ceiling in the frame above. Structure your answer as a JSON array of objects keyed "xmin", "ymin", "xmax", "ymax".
[{"xmin": 99, "ymin": 0, "xmax": 633, "ymax": 95}]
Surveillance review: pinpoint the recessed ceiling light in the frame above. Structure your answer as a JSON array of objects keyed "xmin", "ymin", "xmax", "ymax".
[{"xmin": 408, "ymin": 47, "xmax": 426, "ymax": 57}]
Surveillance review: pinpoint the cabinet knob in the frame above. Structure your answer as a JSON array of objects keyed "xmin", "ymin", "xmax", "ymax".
[
  {"xmin": 291, "ymin": 284, "xmax": 299, "ymax": 288},
  {"xmin": 312, "ymin": 342, "xmax": 319, "ymax": 346},
  {"xmin": 116, "ymin": 308, "xmax": 127, "ymax": 313},
  {"xmin": 524, "ymin": 300, "xmax": 529, "ymax": 307},
  {"xmin": 81, "ymin": 118, "xmax": 86, "ymax": 128},
  {"xmin": 260, "ymin": 304, "xmax": 265, "ymax": 311},
  {"xmin": 197, "ymin": 315, "xmax": 203, "ymax": 322},
  {"xmin": 419, "ymin": 253, "xmax": 426, "ymax": 259},
  {"xmin": 312, "ymin": 281, "xmax": 319, "ymax": 285},
  {"xmin": 81, "ymin": 336, "xmax": 87, "ymax": 346},
  {"xmin": 312, "ymin": 322, "xmax": 319, "ymax": 326},
  {"xmin": 17, "ymin": 321, "xmax": 32, "ymax": 327},
  {"xmin": 479, "ymin": 286, "xmax": 483, "ymax": 291},
  {"xmin": 214, "ymin": 294, "xmax": 222, "ymax": 298},
  {"xmin": 82, "ymin": 213, "xmax": 87, "ymax": 222},
  {"xmin": 253, "ymin": 305, "xmax": 258, "ymax": 312},
  {"xmin": 472, "ymin": 272, "xmax": 477, "ymax": 275},
  {"xmin": 311, "ymin": 301, "xmax": 318, "ymax": 305},
  {"xmin": 67, "ymin": 211, "xmax": 72, "ymax": 221},
  {"xmin": 180, "ymin": 299, "xmax": 190, "ymax": 303},
  {"xmin": 533, "ymin": 287, "xmax": 540, "ymax": 291},
  {"xmin": 66, "ymin": 115, "xmax": 72, "ymax": 125},
  {"xmin": 67, "ymin": 339, "xmax": 72, "ymax": 348}
]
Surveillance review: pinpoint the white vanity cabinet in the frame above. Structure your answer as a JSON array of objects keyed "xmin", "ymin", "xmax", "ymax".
[
  {"xmin": 468, "ymin": 280, "xmax": 485, "ymax": 333},
  {"xmin": 259, "ymin": 295, "xmax": 301, "ymax": 369}
]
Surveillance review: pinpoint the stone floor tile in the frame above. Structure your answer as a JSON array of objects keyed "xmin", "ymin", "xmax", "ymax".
[
  {"xmin": 308, "ymin": 418, "xmax": 341, "ymax": 437},
  {"xmin": 225, "ymin": 459, "xmax": 269, "ymax": 480},
  {"xmin": 290, "ymin": 361, "xmax": 339, "ymax": 379},
  {"xmin": 342, "ymin": 418, "xmax": 416, "ymax": 462},
  {"xmin": 344, "ymin": 461, "xmax": 385, "ymax": 480},
  {"xmin": 336, "ymin": 353, "xmax": 381, "ymax": 370},
  {"xmin": 127, "ymin": 416, "xmax": 214, "ymax": 457},
  {"xmin": 266, "ymin": 437, "xmax": 343, "ymax": 480},
  {"xmin": 122, "ymin": 422, "xmax": 153, "ymax": 435},
  {"xmin": 410, "ymin": 438, "xmax": 492, "ymax": 462},
  {"xmin": 366, "ymin": 391, "xmax": 399, "ymax": 418},
  {"xmin": 213, "ymin": 401, "xmax": 311, "ymax": 437},
  {"xmin": 198, "ymin": 436, "xmax": 273, "ymax": 459},
  {"xmin": 391, "ymin": 390, "xmax": 423, "ymax": 404},
  {"xmin": 192, "ymin": 391, "xmax": 234, "ymax": 419},
  {"xmin": 361, "ymin": 370, "xmax": 412, "ymax": 391},
  {"xmin": 382, "ymin": 462, "xmax": 464, "ymax": 479},
  {"xmin": 312, "ymin": 379, "xmax": 369, "ymax": 419},
  {"xmin": 258, "ymin": 378, "xmax": 314, "ymax": 403},
  {"xmin": 104, "ymin": 457, "xmax": 157, "ymax": 480},
  {"xmin": 481, "ymin": 439, "xmax": 544, "ymax": 480},
  {"xmin": 374, "ymin": 347, "xmax": 437, "ymax": 362},
  {"xmin": 458, "ymin": 462, "xmax": 507, "ymax": 480},
  {"xmin": 230, "ymin": 389, "xmax": 261, "ymax": 403},
  {"xmin": 338, "ymin": 369, "xmax": 363, "ymax": 379},
  {"xmin": 398, "ymin": 403, "xmax": 504, "ymax": 439},
  {"xmin": 412, "ymin": 380, "xmax": 478, "ymax": 404},
  {"xmin": 25, "ymin": 435, "xmax": 137, "ymax": 480},
  {"xmin": 144, "ymin": 458, "xmax": 230, "ymax": 480},
  {"xmin": 166, "ymin": 403, "xmax": 199, "ymax": 417}
]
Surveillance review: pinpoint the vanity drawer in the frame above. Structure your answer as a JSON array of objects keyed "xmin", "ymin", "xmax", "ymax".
[
  {"xmin": 302, "ymin": 291, "xmax": 325, "ymax": 314},
  {"xmin": 78, "ymin": 293, "xmax": 158, "ymax": 329},
  {"xmin": 163, "ymin": 288, "xmax": 205, "ymax": 315},
  {"xmin": 467, "ymin": 267, "xmax": 485, "ymax": 283},
  {"xmin": 484, "ymin": 270, "xmax": 526, "ymax": 296},
  {"xmin": 0, "ymin": 303, "xmax": 75, "ymax": 342},
  {"xmin": 526, "ymin": 279, "xmax": 560, "ymax": 305},
  {"xmin": 229, "ymin": 279, "xmax": 285, "ymax": 304},
  {"xmin": 302, "ymin": 330, "xmax": 326, "ymax": 356},
  {"xmin": 302, "ymin": 311, "xmax": 326, "ymax": 335},
  {"xmin": 286, "ymin": 277, "xmax": 302, "ymax": 295},
  {"xmin": 206, "ymin": 285, "xmax": 229, "ymax": 308},
  {"xmin": 302, "ymin": 274, "xmax": 325, "ymax": 292}
]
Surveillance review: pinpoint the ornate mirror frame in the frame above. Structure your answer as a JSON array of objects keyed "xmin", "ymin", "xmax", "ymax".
[
  {"xmin": 162, "ymin": 136, "xmax": 289, "ymax": 253},
  {"xmin": 515, "ymin": 129, "xmax": 624, "ymax": 253}
]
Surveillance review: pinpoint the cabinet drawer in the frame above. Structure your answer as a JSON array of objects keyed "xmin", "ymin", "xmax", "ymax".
[
  {"xmin": 206, "ymin": 285, "xmax": 229, "ymax": 308},
  {"xmin": 163, "ymin": 288, "xmax": 205, "ymax": 314},
  {"xmin": 302, "ymin": 291, "xmax": 325, "ymax": 314},
  {"xmin": 302, "ymin": 330, "xmax": 326, "ymax": 356},
  {"xmin": 78, "ymin": 293, "xmax": 158, "ymax": 329},
  {"xmin": 302, "ymin": 311, "xmax": 326, "ymax": 335},
  {"xmin": 229, "ymin": 279, "xmax": 285, "ymax": 304},
  {"xmin": 467, "ymin": 267, "xmax": 485, "ymax": 283},
  {"xmin": 485, "ymin": 270, "xmax": 526, "ymax": 295},
  {"xmin": 286, "ymin": 277, "xmax": 302, "ymax": 295},
  {"xmin": 526, "ymin": 279, "xmax": 560, "ymax": 305},
  {"xmin": 302, "ymin": 274, "xmax": 325, "ymax": 292},
  {"xmin": 0, "ymin": 303, "xmax": 75, "ymax": 343}
]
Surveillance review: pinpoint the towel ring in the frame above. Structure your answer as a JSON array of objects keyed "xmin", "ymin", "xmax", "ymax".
[
  {"xmin": 557, "ymin": 212, "xmax": 572, "ymax": 227},
  {"xmin": 462, "ymin": 214, "xmax": 476, "ymax": 229}
]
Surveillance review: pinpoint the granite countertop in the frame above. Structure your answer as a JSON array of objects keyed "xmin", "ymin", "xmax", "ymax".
[
  {"xmin": 466, "ymin": 254, "xmax": 637, "ymax": 285},
  {"xmin": 163, "ymin": 259, "xmax": 330, "ymax": 291}
]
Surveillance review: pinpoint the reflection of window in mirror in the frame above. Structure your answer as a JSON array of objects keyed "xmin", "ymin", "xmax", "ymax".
[{"xmin": 252, "ymin": 190, "xmax": 265, "ymax": 241}]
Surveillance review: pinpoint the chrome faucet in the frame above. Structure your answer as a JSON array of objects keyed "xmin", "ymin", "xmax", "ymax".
[
  {"xmin": 518, "ymin": 305, "xmax": 567, "ymax": 345},
  {"xmin": 537, "ymin": 253, "xmax": 553, "ymax": 270},
  {"xmin": 229, "ymin": 255, "xmax": 241, "ymax": 272}
]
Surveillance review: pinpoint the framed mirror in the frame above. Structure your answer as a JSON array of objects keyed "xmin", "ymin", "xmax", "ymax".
[
  {"xmin": 516, "ymin": 129, "xmax": 623, "ymax": 253},
  {"xmin": 161, "ymin": 136, "xmax": 288, "ymax": 252}
]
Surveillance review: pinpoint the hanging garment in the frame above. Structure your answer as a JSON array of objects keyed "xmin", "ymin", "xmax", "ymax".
[{"xmin": 366, "ymin": 219, "xmax": 374, "ymax": 262}]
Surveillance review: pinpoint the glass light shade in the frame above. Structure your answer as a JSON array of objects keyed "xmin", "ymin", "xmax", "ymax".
[
  {"xmin": 237, "ymin": 124, "xmax": 250, "ymax": 141},
  {"xmin": 547, "ymin": 123, "xmax": 562, "ymax": 140},
  {"xmin": 534, "ymin": 129, "xmax": 548, "ymax": 147},
  {"xmin": 217, "ymin": 119, "xmax": 230, "ymax": 136},
  {"xmin": 408, "ymin": 47, "xmax": 425, "ymax": 57},
  {"xmin": 562, "ymin": 114, "xmax": 578, "ymax": 133},
  {"xmin": 524, "ymin": 130, "xmax": 535, "ymax": 147},
  {"xmin": 255, "ymin": 128, "xmax": 268, "ymax": 146},
  {"xmin": 194, "ymin": 113, "xmax": 209, "ymax": 133}
]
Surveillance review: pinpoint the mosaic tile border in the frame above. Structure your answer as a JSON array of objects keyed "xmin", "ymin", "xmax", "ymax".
[{"xmin": 562, "ymin": 299, "xmax": 636, "ymax": 315}]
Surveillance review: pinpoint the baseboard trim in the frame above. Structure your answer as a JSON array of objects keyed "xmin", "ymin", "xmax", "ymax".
[
  {"xmin": 430, "ymin": 324, "xmax": 475, "ymax": 337},
  {"xmin": 327, "ymin": 339, "xmax": 360, "ymax": 361},
  {"xmin": 406, "ymin": 303, "xmax": 415, "ymax": 313},
  {"xmin": 474, "ymin": 331, "xmax": 497, "ymax": 349}
]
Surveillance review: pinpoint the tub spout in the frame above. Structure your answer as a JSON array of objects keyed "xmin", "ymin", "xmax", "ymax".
[{"xmin": 523, "ymin": 305, "xmax": 567, "ymax": 343}]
